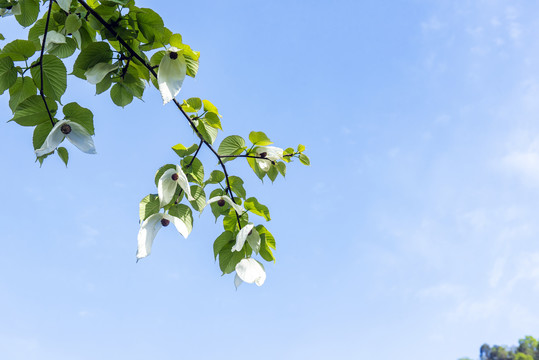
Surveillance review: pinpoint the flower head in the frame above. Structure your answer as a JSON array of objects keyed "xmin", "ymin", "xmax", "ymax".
[
  {"xmin": 35, "ymin": 120, "xmax": 96, "ymax": 157},
  {"xmin": 234, "ymin": 258, "xmax": 266, "ymax": 289},
  {"xmin": 158, "ymin": 47, "xmax": 187, "ymax": 105},
  {"xmin": 158, "ymin": 165, "xmax": 194, "ymax": 207},
  {"xmin": 136, "ymin": 212, "xmax": 191, "ymax": 259},
  {"xmin": 232, "ymin": 223, "xmax": 260, "ymax": 253},
  {"xmin": 255, "ymin": 146, "xmax": 283, "ymax": 172},
  {"xmin": 205, "ymin": 195, "xmax": 244, "ymax": 215}
]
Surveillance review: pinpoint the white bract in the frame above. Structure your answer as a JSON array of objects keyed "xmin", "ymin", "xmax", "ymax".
[
  {"xmin": 205, "ymin": 195, "xmax": 244, "ymax": 214},
  {"xmin": 234, "ymin": 258, "xmax": 266, "ymax": 289},
  {"xmin": 56, "ymin": 0, "xmax": 72, "ymax": 12},
  {"xmin": 136, "ymin": 213, "xmax": 191, "ymax": 259},
  {"xmin": 35, "ymin": 120, "xmax": 96, "ymax": 157},
  {"xmin": 158, "ymin": 166, "xmax": 194, "ymax": 207},
  {"xmin": 38, "ymin": 31, "xmax": 66, "ymax": 53},
  {"xmin": 255, "ymin": 146, "xmax": 283, "ymax": 172},
  {"xmin": 158, "ymin": 47, "xmax": 186, "ymax": 105},
  {"xmin": 84, "ymin": 62, "xmax": 119, "ymax": 85},
  {"xmin": 232, "ymin": 223, "xmax": 260, "ymax": 253}
]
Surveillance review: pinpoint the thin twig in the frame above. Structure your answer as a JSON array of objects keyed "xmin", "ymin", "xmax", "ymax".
[{"xmin": 40, "ymin": 0, "xmax": 55, "ymax": 127}]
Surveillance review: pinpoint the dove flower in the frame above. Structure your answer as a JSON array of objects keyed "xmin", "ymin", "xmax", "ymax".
[
  {"xmin": 234, "ymin": 258, "xmax": 266, "ymax": 289},
  {"xmin": 158, "ymin": 165, "xmax": 194, "ymax": 207},
  {"xmin": 136, "ymin": 213, "xmax": 191, "ymax": 260},
  {"xmin": 206, "ymin": 195, "xmax": 244, "ymax": 214},
  {"xmin": 231, "ymin": 223, "xmax": 260, "ymax": 253},
  {"xmin": 255, "ymin": 146, "xmax": 283, "ymax": 172},
  {"xmin": 35, "ymin": 120, "xmax": 96, "ymax": 157},
  {"xmin": 158, "ymin": 47, "xmax": 187, "ymax": 105}
]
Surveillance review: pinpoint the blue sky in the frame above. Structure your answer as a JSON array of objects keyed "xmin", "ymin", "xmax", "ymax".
[{"xmin": 2, "ymin": 1, "xmax": 539, "ymax": 359}]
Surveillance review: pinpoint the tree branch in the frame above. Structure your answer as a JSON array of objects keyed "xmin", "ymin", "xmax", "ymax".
[
  {"xmin": 39, "ymin": 0, "xmax": 55, "ymax": 127},
  {"xmin": 78, "ymin": 0, "xmax": 243, "ymax": 228}
]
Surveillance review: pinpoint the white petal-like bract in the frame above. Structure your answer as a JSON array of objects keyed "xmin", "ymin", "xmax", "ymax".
[
  {"xmin": 158, "ymin": 47, "xmax": 187, "ymax": 105},
  {"xmin": 136, "ymin": 213, "xmax": 163, "ymax": 259},
  {"xmin": 84, "ymin": 62, "xmax": 119, "ymax": 85},
  {"xmin": 255, "ymin": 146, "xmax": 283, "ymax": 172},
  {"xmin": 56, "ymin": 0, "xmax": 72, "ymax": 12},
  {"xmin": 158, "ymin": 166, "xmax": 194, "ymax": 207},
  {"xmin": 65, "ymin": 122, "xmax": 96, "ymax": 154},
  {"xmin": 163, "ymin": 213, "xmax": 191, "ymax": 239},
  {"xmin": 39, "ymin": 31, "xmax": 66, "ymax": 53},
  {"xmin": 232, "ymin": 223, "xmax": 255, "ymax": 252},
  {"xmin": 35, "ymin": 120, "xmax": 67, "ymax": 157},
  {"xmin": 205, "ymin": 195, "xmax": 244, "ymax": 215},
  {"xmin": 136, "ymin": 213, "xmax": 191, "ymax": 260},
  {"xmin": 235, "ymin": 258, "xmax": 266, "ymax": 287}
]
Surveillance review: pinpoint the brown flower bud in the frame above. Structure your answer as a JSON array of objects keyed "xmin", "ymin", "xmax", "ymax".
[
  {"xmin": 171, "ymin": 173, "xmax": 179, "ymax": 181},
  {"xmin": 161, "ymin": 218, "xmax": 170, "ymax": 227},
  {"xmin": 217, "ymin": 199, "xmax": 226, "ymax": 207},
  {"xmin": 259, "ymin": 152, "xmax": 267, "ymax": 158},
  {"xmin": 248, "ymin": 229, "xmax": 253, "ymax": 236},
  {"xmin": 169, "ymin": 51, "xmax": 178, "ymax": 60},
  {"xmin": 60, "ymin": 124, "xmax": 72, "ymax": 135}
]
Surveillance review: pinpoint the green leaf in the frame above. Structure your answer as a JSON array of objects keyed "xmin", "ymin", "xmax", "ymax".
[
  {"xmin": 0, "ymin": 34, "xmax": 4, "ymax": 41},
  {"xmin": 9, "ymin": 76, "xmax": 37, "ymax": 112},
  {"xmin": 247, "ymin": 156, "xmax": 266, "ymax": 180},
  {"xmin": 139, "ymin": 194, "xmax": 160, "ymax": 222},
  {"xmin": 205, "ymin": 170, "xmax": 225, "ymax": 185},
  {"xmin": 197, "ymin": 120, "xmax": 218, "ymax": 145},
  {"xmin": 299, "ymin": 153, "xmax": 311, "ymax": 166},
  {"xmin": 110, "ymin": 83, "xmax": 133, "ymax": 107},
  {"xmin": 259, "ymin": 234, "xmax": 275, "ymax": 262},
  {"xmin": 188, "ymin": 185, "xmax": 206, "ymax": 212},
  {"xmin": 150, "ymin": 50, "xmax": 165, "ymax": 67},
  {"xmin": 72, "ymin": 41, "xmax": 112, "ymax": 79},
  {"xmin": 181, "ymin": 156, "xmax": 204, "ymax": 185},
  {"xmin": 249, "ymin": 131, "xmax": 273, "ymax": 146},
  {"xmin": 267, "ymin": 165, "xmax": 278, "ymax": 182},
  {"xmin": 154, "ymin": 164, "xmax": 176, "ymax": 186},
  {"xmin": 0, "ymin": 57, "xmax": 17, "ymax": 95},
  {"xmin": 95, "ymin": 74, "xmax": 112, "ymax": 94},
  {"xmin": 65, "ymin": 14, "xmax": 82, "ymax": 34},
  {"xmin": 181, "ymin": 100, "xmax": 197, "ymax": 113},
  {"xmin": 30, "ymin": 55, "xmax": 67, "ymax": 102},
  {"xmin": 121, "ymin": 69, "xmax": 145, "ymax": 99},
  {"xmin": 48, "ymin": 37, "xmax": 77, "ymax": 59},
  {"xmin": 297, "ymin": 144, "xmax": 306, "ymax": 152},
  {"xmin": 15, "ymin": 0, "xmax": 40, "ymax": 27},
  {"xmin": 184, "ymin": 55, "xmax": 198, "ymax": 78},
  {"xmin": 186, "ymin": 97, "xmax": 202, "ymax": 111},
  {"xmin": 218, "ymin": 135, "xmax": 245, "ymax": 157},
  {"xmin": 256, "ymin": 225, "xmax": 276, "ymax": 249},
  {"xmin": 205, "ymin": 112, "xmax": 222, "ymax": 130},
  {"xmin": 223, "ymin": 208, "xmax": 248, "ymax": 232},
  {"xmin": 32, "ymin": 121, "xmax": 53, "ymax": 150},
  {"xmin": 168, "ymin": 203, "xmax": 194, "ymax": 234},
  {"xmin": 209, "ymin": 188, "xmax": 227, "ymax": 221},
  {"xmin": 136, "ymin": 8, "xmax": 164, "ymax": 43},
  {"xmin": 1, "ymin": 39, "xmax": 36, "ymax": 60},
  {"xmin": 213, "ymin": 231, "xmax": 234, "ymax": 260},
  {"xmin": 9, "ymin": 95, "xmax": 57, "ymax": 126},
  {"xmin": 57, "ymin": 146, "xmax": 69, "ymax": 167},
  {"xmin": 63, "ymin": 102, "xmax": 94, "ymax": 135},
  {"xmin": 245, "ymin": 197, "xmax": 271, "ymax": 221},
  {"xmin": 202, "ymin": 99, "xmax": 218, "ymax": 114},
  {"xmin": 172, "ymin": 143, "xmax": 198, "ymax": 158},
  {"xmin": 276, "ymin": 161, "xmax": 286, "ymax": 177},
  {"xmin": 169, "ymin": 33, "xmax": 183, "ymax": 47},
  {"xmin": 218, "ymin": 242, "xmax": 244, "ymax": 274},
  {"xmin": 228, "ymin": 176, "xmax": 246, "ymax": 199}
]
